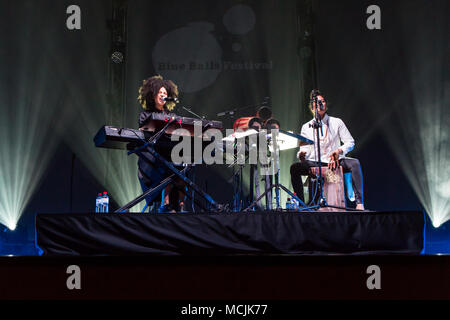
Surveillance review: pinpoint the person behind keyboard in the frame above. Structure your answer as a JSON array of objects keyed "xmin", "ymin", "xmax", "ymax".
[{"xmin": 137, "ymin": 75, "xmax": 186, "ymax": 213}]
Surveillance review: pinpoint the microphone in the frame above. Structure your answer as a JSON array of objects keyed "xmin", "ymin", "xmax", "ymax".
[
  {"xmin": 217, "ymin": 109, "xmax": 236, "ymax": 117},
  {"xmin": 318, "ymin": 100, "xmax": 324, "ymax": 110},
  {"xmin": 162, "ymin": 97, "xmax": 179, "ymax": 102}
]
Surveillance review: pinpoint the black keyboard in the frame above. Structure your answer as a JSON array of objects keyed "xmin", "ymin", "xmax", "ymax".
[{"xmin": 94, "ymin": 126, "xmax": 155, "ymax": 150}]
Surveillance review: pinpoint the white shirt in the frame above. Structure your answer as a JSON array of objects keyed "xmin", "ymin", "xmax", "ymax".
[{"xmin": 298, "ymin": 114, "xmax": 355, "ymax": 163}]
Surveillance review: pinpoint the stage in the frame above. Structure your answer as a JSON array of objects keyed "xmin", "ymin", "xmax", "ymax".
[
  {"xmin": 1, "ymin": 210, "xmax": 447, "ymax": 302},
  {"xmin": 35, "ymin": 210, "xmax": 424, "ymax": 256}
]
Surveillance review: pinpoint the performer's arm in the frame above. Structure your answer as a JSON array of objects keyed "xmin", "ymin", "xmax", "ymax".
[
  {"xmin": 297, "ymin": 123, "xmax": 312, "ymax": 161},
  {"xmin": 332, "ymin": 118, "xmax": 354, "ymax": 158},
  {"xmin": 139, "ymin": 111, "xmax": 152, "ymax": 128},
  {"xmin": 327, "ymin": 119, "xmax": 354, "ymax": 169}
]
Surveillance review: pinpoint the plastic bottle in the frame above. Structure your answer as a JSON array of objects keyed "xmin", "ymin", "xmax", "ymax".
[
  {"xmin": 291, "ymin": 199, "xmax": 297, "ymax": 210},
  {"xmin": 292, "ymin": 193, "xmax": 299, "ymax": 210},
  {"xmin": 95, "ymin": 193, "xmax": 102, "ymax": 213},
  {"xmin": 285, "ymin": 198, "xmax": 291, "ymax": 210},
  {"xmin": 103, "ymin": 191, "xmax": 109, "ymax": 213}
]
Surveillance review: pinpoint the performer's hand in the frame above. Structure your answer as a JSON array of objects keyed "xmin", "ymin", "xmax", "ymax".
[
  {"xmin": 298, "ymin": 151, "xmax": 307, "ymax": 162},
  {"xmin": 328, "ymin": 159, "xmax": 338, "ymax": 170},
  {"xmin": 328, "ymin": 149, "xmax": 342, "ymax": 170},
  {"xmin": 329, "ymin": 149, "xmax": 342, "ymax": 161}
]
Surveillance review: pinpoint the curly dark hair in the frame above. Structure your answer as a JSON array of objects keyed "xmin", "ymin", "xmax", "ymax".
[
  {"xmin": 137, "ymin": 75, "xmax": 179, "ymax": 111},
  {"xmin": 308, "ymin": 89, "xmax": 327, "ymax": 115}
]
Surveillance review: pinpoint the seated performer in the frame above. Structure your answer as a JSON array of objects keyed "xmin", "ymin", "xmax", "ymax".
[
  {"xmin": 290, "ymin": 89, "xmax": 365, "ymax": 210},
  {"xmin": 137, "ymin": 75, "xmax": 185, "ymax": 213}
]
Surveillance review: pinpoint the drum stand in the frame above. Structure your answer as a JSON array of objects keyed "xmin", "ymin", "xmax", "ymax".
[
  {"xmin": 249, "ymin": 163, "xmax": 263, "ymax": 210},
  {"xmin": 231, "ymin": 138, "xmax": 265, "ymax": 211},
  {"xmin": 232, "ymin": 164, "xmax": 245, "ymax": 212},
  {"xmin": 243, "ymin": 130, "xmax": 316, "ymax": 212}
]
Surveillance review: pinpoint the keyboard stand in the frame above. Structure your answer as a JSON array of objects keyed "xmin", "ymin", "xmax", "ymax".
[
  {"xmin": 115, "ymin": 169, "xmax": 187, "ymax": 213},
  {"xmin": 116, "ymin": 118, "xmax": 224, "ymax": 213}
]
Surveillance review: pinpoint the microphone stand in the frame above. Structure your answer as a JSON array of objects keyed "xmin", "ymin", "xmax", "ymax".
[
  {"xmin": 180, "ymin": 106, "xmax": 203, "ymax": 212},
  {"xmin": 217, "ymin": 105, "xmax": 252, "ymax": 117},
  {"xmin": 180, "ymin": 105, "xmax": 217, "ymax": 211},
  {"xmin": 313, "ymin": 93, "xmax": 323, "ymax": 137},
  {"xmin": 182, "ymin": 106, "xmax": 205, "ymax": 120},
  {"xmin": 216, "ymin": 99, "xmax": 270, "ymax": 118},
  {"xmin": 311, "ymin": 99, "xmax": 326, "ymax": 207}
]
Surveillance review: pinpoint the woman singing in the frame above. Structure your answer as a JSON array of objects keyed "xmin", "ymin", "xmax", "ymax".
[{"xmin": 137, "ymin": 75, "xmax": 186, "ymax": 213}]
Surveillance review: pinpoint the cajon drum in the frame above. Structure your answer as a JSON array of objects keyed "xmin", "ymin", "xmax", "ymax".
[{"xmin": 309, "ymin": 166, "xmax": 346, "ymax": 211}]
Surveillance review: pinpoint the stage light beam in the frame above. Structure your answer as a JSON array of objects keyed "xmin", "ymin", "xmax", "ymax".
[
  {"xmin": 55, "ymin": 29, "xmax": 145, "ymax": 212},
  {"xmin": 381, "ymin": 6, "xmax": 450, "ymax": 227},
  {"xmin": 0, "ymin": 28, "xmax": 63, "ymax": 231}
]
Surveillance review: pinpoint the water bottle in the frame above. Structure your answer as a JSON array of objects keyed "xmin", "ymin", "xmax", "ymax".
[
  {"xmin": 285, "ymin": 198, "xmax": 292, "ymax": 210},
  {"xmin": 103, "ymin": 191, "xmax": 109, "ymax": 213},
  {"xmin": 95, "ymin": 193, "xmax": 102, "ymax": 212},
  {"xmin": 292, "ymin": 193, "xmax": 299, "ymax": 210},
  {"xmin": 291, "ymin": 199, "xmax": 297, "ymax": 211}
]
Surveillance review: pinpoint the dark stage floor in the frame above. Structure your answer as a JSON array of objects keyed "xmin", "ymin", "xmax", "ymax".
[{"xmin": 35, "ymin": 210, "xmax": 424, "ymax": 256}]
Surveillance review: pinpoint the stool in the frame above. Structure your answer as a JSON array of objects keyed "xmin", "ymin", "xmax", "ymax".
[{"xmin": 308, "ymin": 166, "xmax": 346, "ymax": 211}]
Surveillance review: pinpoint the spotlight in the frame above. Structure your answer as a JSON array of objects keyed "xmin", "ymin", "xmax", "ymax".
[
  {"xmin": 432, "ymin": 219, "xmax": 441, "ymax": 228},
  {"xmin": 7, "ymin": 222, "xmax": 16, "ymax": 231},
  {"xmin": 0, "ymin": 219, "xmax": 16, "ymax": 231},
  {"xmin": 111, "ymin": 51, "xmax": 124, "ymax": 64},
  {"xmin": 110, "ymin": 40, "xmax": 126, "ymax": 64}
]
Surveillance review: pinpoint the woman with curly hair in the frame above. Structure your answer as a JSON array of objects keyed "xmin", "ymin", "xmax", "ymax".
[
  {"xmin": 137, "ymin": 75, "xmax": 185, "ymax": 213},
  {"xmin": 137, "ymin": 75, "xmax": 178, "ymax": 114}
]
